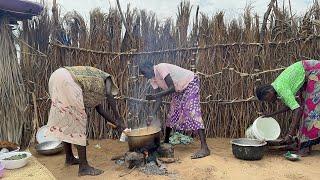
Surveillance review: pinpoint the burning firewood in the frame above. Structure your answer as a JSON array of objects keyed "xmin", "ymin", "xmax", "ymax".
[
  {"xmin": 124, "ymin": 152, "xmax": 145, "ymax": 169},
  {"xmin": 158, "ymin": 157, "xmax": 179, "ymax": 164}
]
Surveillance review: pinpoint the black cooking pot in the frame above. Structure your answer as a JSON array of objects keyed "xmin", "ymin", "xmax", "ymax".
[
  {"xmin": 231, "ymin": 138, "xmax": 267, "ymax": 160},
  {"xmin": 127, "ymin": 127, "xmax": 161, "ymax": 151}
]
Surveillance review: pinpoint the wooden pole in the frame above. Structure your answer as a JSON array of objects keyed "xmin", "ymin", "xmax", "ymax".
[
  {"xmin": 115, "ymin": 0, "xmax": 134, "ymax": 43},
  {"xmin": 260, "ymin": 0, "xmax": 276, "ymax": 42}
]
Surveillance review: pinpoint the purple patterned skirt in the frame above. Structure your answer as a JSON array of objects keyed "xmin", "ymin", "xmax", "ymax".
[{"xmin": 166, "ymin": 76, "xmax": 205, "ymax": 131}]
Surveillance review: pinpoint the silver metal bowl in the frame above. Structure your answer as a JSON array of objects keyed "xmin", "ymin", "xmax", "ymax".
[
  {"xmin": 231, "ymin": 138, "xmax": 267, "ymax": 147},
  {"xmin": 35, "ymin": 141, "xmax": 63, "ymax": 155},
  {"xmin": 231, "ymin": 138, "xmax": 267, "ymax": 160}
]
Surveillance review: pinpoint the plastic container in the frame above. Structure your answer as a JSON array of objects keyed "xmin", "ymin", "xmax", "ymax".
[
  {"xmin": 0, "ymin": 152, "xmax": 32, "ymax": 169},
  {"xmin": 0, "ymin": 162, "xmax": 4, "ymax": 178},
  {"xmin": 245, "ymin": 117, "xmax": 281, "ymax": 141},
  {"xmin": 119, "ymin": 128, "xmax": 131, "ymax": 142}
]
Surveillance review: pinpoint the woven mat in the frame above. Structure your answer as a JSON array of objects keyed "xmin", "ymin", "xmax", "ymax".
[{"xmin": 2, "ymin": 156, "xmax": 56, "ymax": 180}]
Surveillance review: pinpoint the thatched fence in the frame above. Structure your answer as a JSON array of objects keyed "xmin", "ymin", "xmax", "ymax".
[{"xmin": 8, "ymin": 0, "xmax": 320, "ymax": 146}]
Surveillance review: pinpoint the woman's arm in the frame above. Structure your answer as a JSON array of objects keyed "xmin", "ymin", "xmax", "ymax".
[
  {"xmin": 282, "ymin": 107, "xmax": 303, "ymax": 143},
  {"xmin": 264, "ymin": 106, "xmax": 290, "ymax": 117},
  {"xmin": 287, "ymin": 107, "xmax": 303, "ymax": 136},
  {"xmin": 95, "ymin": 104, "xmax": 117, "ymax": 125},
  {"xmin": 146, "ymin": 74, "xmax": 175, "ymax": 100},
  {"xmin": 95, "ymin": 94, "xmax": 123, "ymax": 127},
  {"xmin": 285, "ymin": 89, "xmax": 304, "ymax": 137},
  {"xmin": 106, "ymin": 94, "xmax": 121, "ymax": 120}
]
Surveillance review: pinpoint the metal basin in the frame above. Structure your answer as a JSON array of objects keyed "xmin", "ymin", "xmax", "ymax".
[
  {"xmin": 35, "ymin": 141, "xmax": 63, "ymax": 155},
  {"xmin": 127, "ymin": 127, "xmax": 161, "ymax": 151},
  {"xmin": 231, "ymin": 138, "xmax": 267, "ymax": 160}
]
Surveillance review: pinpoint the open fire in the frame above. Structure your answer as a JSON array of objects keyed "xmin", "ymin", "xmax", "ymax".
[{"xmin": 113, "ymin": 142, "xmax": 175, "ymax": 176}]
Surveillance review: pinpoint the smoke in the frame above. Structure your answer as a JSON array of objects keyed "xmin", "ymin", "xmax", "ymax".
[
  {"xmin": 127, "ymin": 61, "xmax": 162, "ymax": 130},
  {"xmin": 127, "ymin": 74, "xmax": 156, "ymax": 129},
  {"xmin": 150, "ymin": 117, "xmax": 161, "ymax": 128}
]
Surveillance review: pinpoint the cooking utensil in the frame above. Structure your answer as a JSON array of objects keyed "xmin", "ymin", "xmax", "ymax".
[
  {"xmin": 35, "ymin": 141, "xmax": 63, "ymax": 155},
  {"xmin": 127, "ymin": 127, "xmax": 161, "ymax": 151},
  {"xmin": 0, "ymin": 152, "xmax": 32, "ymax": 169},
  {"xmin": 231, "ymin": 138, "xmax": 267, "ymax": 160},
  {"xmin": 107, "ymin": 122, "xmax": 117, "ymax": 129},
  {"xmin": 36, "ymin": 125, "xmax": 59, "ymax": 143}
]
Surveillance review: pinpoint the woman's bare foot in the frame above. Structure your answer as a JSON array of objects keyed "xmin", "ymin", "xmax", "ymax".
[
  {"xmin": 191, "ymin": 148, "xmax": 210, "ymax": 159},
  {"xmin": 297, "ymin": 147, "xmax": 311, "ymax": 157},
  {"xmin": 65, "ymin": 157, "xmax": 80, "ymax": 165},
  {"xmin": 78, "ymin": 165, "xmax": 104, "ymax": 176}
]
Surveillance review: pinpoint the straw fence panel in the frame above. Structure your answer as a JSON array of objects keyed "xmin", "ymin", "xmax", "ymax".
[{"xmin": 12, "ymin": 1, "xmax": 320, "ymax": 145}]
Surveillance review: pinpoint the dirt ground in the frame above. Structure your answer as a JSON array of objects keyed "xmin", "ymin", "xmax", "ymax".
[{"xmin": 31, "ymin": 138, "xmax": 320, "ymax": 180}]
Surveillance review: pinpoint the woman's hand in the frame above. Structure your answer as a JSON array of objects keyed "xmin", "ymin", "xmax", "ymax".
[
  {"xmin": 115, "ymin": 118, "xmax": 125, "ymax": 131},
  {"xmin": 281, "ymin": 134, "xmax": 294, "ymax": 144},
  {"xmin": 147, "ymin": 115, "xmax": 158, "ymax": 126}
]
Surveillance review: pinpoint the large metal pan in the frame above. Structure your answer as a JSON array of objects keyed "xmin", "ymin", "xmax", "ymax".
[
  {"xmin": 231, "ymin": 138, "xmax": 267, "ymax": 160},
  {"xmin": 35, "ymin": 141, "xmax": 63, "ymax": 155},
  {"xmin": 127, "ymin": 127, "xmax": 161, "ymax": 151}
]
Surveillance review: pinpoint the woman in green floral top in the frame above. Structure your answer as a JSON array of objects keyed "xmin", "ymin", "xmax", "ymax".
[
  {"xmin": 46, "ymin": 66, "xmax": 124, "ymax": 176},
  {"xmin": 256, "ymin": 60, "xmax": 320, "ymax": 156}
]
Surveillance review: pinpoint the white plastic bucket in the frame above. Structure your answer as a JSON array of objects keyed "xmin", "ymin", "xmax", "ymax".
[{"xmin": 245, "ymin": 117, "xmax": 281, "ymax": 141}]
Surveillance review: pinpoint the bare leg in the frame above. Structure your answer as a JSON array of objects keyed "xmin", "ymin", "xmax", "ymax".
[
  {"xmin": 64, "ymin": 142, "xmax": 79, "ymax": 165},
  {"xmin": 76, "ymin": 145, "xmax": 104, "ymax": 176},
  {"xmin": 191, "ymin": 129, "xmax": 210, "ymax": 159},
  {"xmin": 164, "ymin": 127, "xmax": 172, "ymax": 143}
]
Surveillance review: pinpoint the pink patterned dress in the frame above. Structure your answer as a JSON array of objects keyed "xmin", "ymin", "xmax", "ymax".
[
  {"xmin": 299, "ymin": 60, "xmax": 320, "ymax": 148},
  {"xmin": 46, "ymin": 66, "xmax": 118, "ymax": 146}
]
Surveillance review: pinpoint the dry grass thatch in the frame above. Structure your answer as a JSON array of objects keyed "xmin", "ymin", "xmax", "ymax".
[{"xmin": 0, "ymin": 18, "xmax": 28, "ymax": 145}]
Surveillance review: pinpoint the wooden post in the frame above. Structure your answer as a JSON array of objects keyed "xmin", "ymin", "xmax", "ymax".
[{"xmin": 191, "ymin": 42, "xmax": 198, "ymax": 73}]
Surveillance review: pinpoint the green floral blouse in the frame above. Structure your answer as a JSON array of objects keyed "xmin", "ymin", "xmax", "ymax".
[
  {"xmin": 65, "ymin": 66, "xmax": 118, "ymax": 107},
  {"xmin": 271, "ymin": 61, "xmax": 305, "ymax": 110}
]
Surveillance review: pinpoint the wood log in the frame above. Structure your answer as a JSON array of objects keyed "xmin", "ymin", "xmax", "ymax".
[
  {"xmin": 158, "ymin": 157, "xmax": 178, "ymax": 164},
  {"xmin": 124, "ymin": 152, "xmax": 145, "ymax": 169}
]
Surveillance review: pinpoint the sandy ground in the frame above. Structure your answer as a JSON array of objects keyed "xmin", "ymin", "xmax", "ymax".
[{"xmin": 31, "ymin": 138, "xmax": 320, "ymax": 180}]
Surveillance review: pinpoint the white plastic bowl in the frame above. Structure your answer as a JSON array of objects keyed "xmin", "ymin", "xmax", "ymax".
[
  {"xmin": 0, "ymin": 152, "xmax": 32, "ymax": 169},
  {"xmin": 246, "ymin": 117, "xmax": 281, "ymax": 141}
]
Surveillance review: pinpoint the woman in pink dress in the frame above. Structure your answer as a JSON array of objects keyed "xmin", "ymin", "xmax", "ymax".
[{"xmin": 139, "ymin": 62, "xmax": 210, "ymax": 159}]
